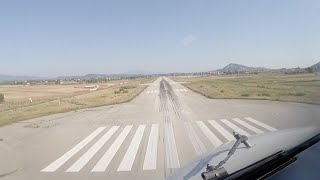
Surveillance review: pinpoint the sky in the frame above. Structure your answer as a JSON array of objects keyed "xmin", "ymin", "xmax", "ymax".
[{"xmin": 0, "ymin": 0, "xmax": 319, "ymax": 77}]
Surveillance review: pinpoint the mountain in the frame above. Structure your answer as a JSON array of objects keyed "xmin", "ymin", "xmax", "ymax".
[
  {"xmin": 308, "ymin": 62, "xmax": 320, "ymax": 72},
  {"xmin": 0, "ymin": 74, "xmax": 43, "ymax": 83},
  {"xmin": 57, "ymin": 72, "xmax": 155, "ymax": 81},
  {"xmin": 213, "ymin": 63, "xmax": 269, "ymax": 74},
  {"xmin": 275, "ymin": 61, "xmax": 320, "ymax": 73}
]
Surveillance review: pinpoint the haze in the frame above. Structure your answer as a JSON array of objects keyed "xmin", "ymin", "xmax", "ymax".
[{"xmin": 0, "ymin": 0, "xmax": 319, "ymax": 77}]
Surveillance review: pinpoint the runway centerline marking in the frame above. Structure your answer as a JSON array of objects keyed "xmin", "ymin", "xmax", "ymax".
[
  {"xmin": 164, "ymin": 123, "xmax": 180, "ymax": 168},
  {"xmin": 41, "ymin": 127, "xmax": 106, "ymax": 172},
  {"xmin": 92, "ymin": 125, "xmax": 133, "ymax": 172},
  {"xmin": 196, "ymin": 121, "xmax": 222, "ymax": 147},
  {"xmin": 143, "ymin": 124, "xmax": 159, "ymax": 170},
  {"xmin": 208, "ymin": 120, "xmax": 234, "ymax": 141},
  {"xmin": 66, "ymin": 126, "xmax": 119, "ymax": 172},
  {"xmin": 245, "ymin": 117, "xmax": 277, "ymax": 131},
  {"xmin": 117, "ymin": 125, "xmax": 146, "ymax": 171},
  {"xmin": 232, "ymin": 118, "xmax": 264, "ymax": 134},
  {"xmin": 220, "ymin": 119, "xmax": 251, "ymax": 136}
]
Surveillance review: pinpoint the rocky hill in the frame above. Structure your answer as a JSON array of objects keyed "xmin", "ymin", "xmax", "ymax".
[{"xmin": 213, "ymin": 63, "xmax": 269, "ymax": 74}]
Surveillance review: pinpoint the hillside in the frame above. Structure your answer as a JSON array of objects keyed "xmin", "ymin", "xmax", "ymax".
[
  {"xmin": 211, "ymin": 61, "xmax": 320, "ymax": 74},
  {"xmin": 309, "ymin": 62, "xmax": 320, "ymax": 71},
  {"xmin": 213, "ymin": 63, "xmax": 269, "ymax": 74}
]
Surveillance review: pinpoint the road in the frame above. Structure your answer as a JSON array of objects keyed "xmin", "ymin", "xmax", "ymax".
[{"xmin": 0, "ymin": 77, "xmax": 319, "ymax": 180}]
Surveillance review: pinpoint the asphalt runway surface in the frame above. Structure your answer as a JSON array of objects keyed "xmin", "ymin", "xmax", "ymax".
[{"xmin": 0, "ymin": 77, "xmax": 319, "ymax": 180}]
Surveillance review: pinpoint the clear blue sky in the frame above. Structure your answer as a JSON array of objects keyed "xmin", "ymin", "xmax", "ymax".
[{"xmin": 0, "ymin": 0, "xmax": 319, "ymax": 77}]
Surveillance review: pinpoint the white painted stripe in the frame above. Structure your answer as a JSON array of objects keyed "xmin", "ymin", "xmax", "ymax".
[
  {"xmin": 41, "ymin": 127, "xmax": 106, "ymax": 172},
  {"xmin": 66, "ymin": 126, "xmax": 119, "ymax": 172},
  {"xmin": 92, "ymin": 125, "xmax": 133, "ymax": 172},
  {"xmin": 208, "ymin": 120, "xmax": 234, "ymax": 141},
  {"xmin": 117, "ymin": 125, "xmax": 146, "ymax": 171},
  {"xmin": 143, "ymin": 124, "xmax": 159, "ymax": 170},
  {"xmin": 232, "ymin": 118, "xmax": 264, "ymax": 134},
  {"xmin": 196, "ymin": 121, "xmax": 222, "ymax": 147},
  {"xmin": 184, "ymin": 122, "xmax": 206, "ymax": 155},
  {"xmin": 220, "ymin": 119, "xmax": 250, "ymax": 136},
  {"xmin": 164, "ymin": 123, "xmax": 180, "ymax": 168},
  {"xmin": 245, "ymin": 117, "xmax": 277, "ymax": 131}
]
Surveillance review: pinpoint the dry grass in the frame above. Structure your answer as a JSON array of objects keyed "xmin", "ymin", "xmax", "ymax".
[
  {"xmin": 172, "ymin": 73, "xmax": 320, "ymax": 104},
  {"xmin": 0, "ymin": 78, "xmax": 155, "ymax": 126}
]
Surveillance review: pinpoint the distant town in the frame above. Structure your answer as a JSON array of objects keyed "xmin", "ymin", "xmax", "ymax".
[{"xmin": 1, "ymin": 62, "xmax": 319, "ymax": 85}]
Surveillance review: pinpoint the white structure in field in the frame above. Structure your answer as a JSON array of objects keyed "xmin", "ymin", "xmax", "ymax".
[{"xmin": 85, "ymin": 85, "xmax": 99, "ymax": 91}]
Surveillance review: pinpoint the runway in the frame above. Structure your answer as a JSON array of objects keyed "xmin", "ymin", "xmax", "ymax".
[{"xmin": 0, "ymin": 77, "xmax": 319, "ymax": 180}]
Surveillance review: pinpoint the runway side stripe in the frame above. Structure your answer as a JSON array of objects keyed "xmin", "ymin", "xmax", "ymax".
[
  {"xmin": 232, "ymin": 118, "xmax": 264, "ymax": 134},
  {"xmin": 117, "ymin": 125, "xmax": 146, "ymax": 171},
  {"xmin": 184, "ymin": 122, "xmax": 206, "ymax": 155},
  {"xmin": 143, "ymin": 124, "xmax": 159, "ymax": 170},
  {"xmin": 196, "ymin": 121, "xmax": 222, "ymax": 147},
  {"xmin": 92, "ymin": 125, "xmax": 133, "ymax": 172},
  {"xmin": 245, "ymin": 117, "xmax": 277, "ymax": 131},
  {"xmin": 164, "ymin": 123, "xmax": 180, "ymax": 168},
  {"xmin": 66, "ymin": 126, "xmax": 119, "ymax": 172},
  {"xmin": 220, "ymin": 119, "xmax": 251, "ymax": 136},
  {"xmin": 208, "ymin": 120, "xmax": 234, "ymax": 141},
  {"xmin": 41, "ymin": 127, "xmax": 106, "ymax": 172}
]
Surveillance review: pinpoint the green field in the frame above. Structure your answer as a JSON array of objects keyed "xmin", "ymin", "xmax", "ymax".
[
  {"xmin": 0, "ymin": 78, "xmax": 155, "ymax": 126},
  {"xmin": 173, "ymin": 73, "xmax": 320, "ymax": 104}
]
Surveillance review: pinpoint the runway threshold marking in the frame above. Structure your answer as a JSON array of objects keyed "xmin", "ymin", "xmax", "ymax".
[
  {"xmin": 41, "ymin": 118, "xmax": 276, "ymax": 173},
  {"xmin": 208, "ymin": 120, "xmax": 234, "ymax": 141},
  {"xmin": 143, "ymin": 124, "xmax": 159, "ymax": 170},
  {"xmin": 196, "ymin": 121, "xmax": 222, "ymax": 147},
  {"xmin": 92, "ymin": 125, "xmax": 133, "ymax": 172},
  {"xmin": 41, "ymin": 127, "xmax": 106, "ymax": 172},
  {"xmin": 184, "ymin": 122, "xmax": 207, "ymax": 155},
  {"xmin": 245, "ymin": 117, "xmax": 277, "ymax": 131},
  {"xmin": 232, "ymin": 118, "xmax": 264, "ymax": 134},
  {"xmin": 118, "ymin": 125, "xmax": 146, "ymax": 171},
  {"xmin": 66, "ymin": 126, "xmax": 119, "ymax": 172},
  {"xmin": 220, "ymin": 119, "xmax": 251, "ymax": 136},
  {"xmin": 164, "ymin": 123, "xmax": 180, "ymax": 168}
]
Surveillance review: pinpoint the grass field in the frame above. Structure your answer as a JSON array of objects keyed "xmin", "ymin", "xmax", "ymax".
[
  {"xmin": 172, "ymin": 73, "xmax": 320, "ymax": 104},
  {"xmin": 0, "ymin": 78, "xmax": 155, "ymax": 126}
]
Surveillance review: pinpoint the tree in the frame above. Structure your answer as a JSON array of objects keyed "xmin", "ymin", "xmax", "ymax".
[
  {"xmin": 306, "ymin": 67, "xmax": 314, "ymax": 73},
  {"xmin": 0, "ymin": 93, "xmax": 4, "ymax": 103}
]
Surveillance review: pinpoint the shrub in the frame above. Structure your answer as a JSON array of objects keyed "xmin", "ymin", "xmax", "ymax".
[
  {"xmin": 258, "ymin": 93, "xmax": 270, "ymax": 96},
  {"xmin": 114, "ymin": 90, "xmax": 121, "ymax": 94},
  {"xmin": 289, "ymin": 92, "xmax": 305, "ymax": 96},
  {"xmin": 241, "ymin": 93, "xmax": 250, "ymax": 97},
  {"xmin": 0, "ymin": 93, "xmax": 4, "ymax": 103},
  {"xmin": 120, "ymin": 86, "xmax": 135, "ymax": 90}
]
